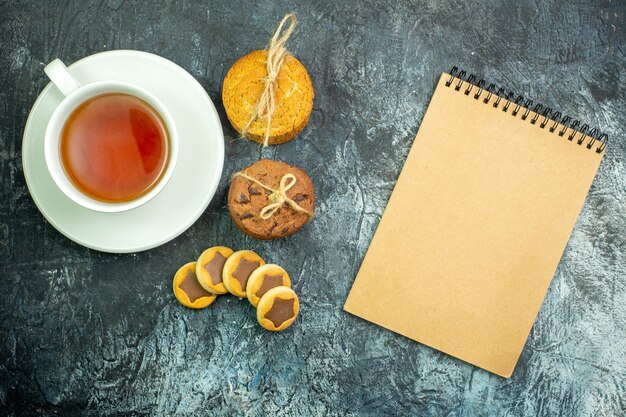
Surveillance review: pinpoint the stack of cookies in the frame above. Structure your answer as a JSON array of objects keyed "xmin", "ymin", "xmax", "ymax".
[
  {"xmin": 222, "ymin": 14, "xmax": 317, "ymax": 241},
  {"xmin": 172, "ymin": 246, "xmax": 300, "ymax": 332}
]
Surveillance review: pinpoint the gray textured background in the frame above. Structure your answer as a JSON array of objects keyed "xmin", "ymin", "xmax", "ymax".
[{"xmin": 1, "ymin": 0, "xmax": 625, "ymax": 416}]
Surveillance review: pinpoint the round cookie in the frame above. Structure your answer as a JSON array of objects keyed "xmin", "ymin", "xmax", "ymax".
[
  {"xmin": 222, "ymin": 250, "xmax": 265, "ymax": 297},
  {"xmin": 228, "ymin": 159, "xmax": 315, "ymax": 240},
  {"xmin": 256, "ymin": 286, "xmax": 299, "ymax": 332},
  {"xmin": 246, "ymin": 264, "xmax": 291, "ymax": 307},
  {"xmin": 222, "ymin": 49, "xmax": 314, "ymax": 145},
  {"xmin": 173, "ymin": 262, "xmax": 217, "ymax": 309},
  {"xmin": 196, "ymin": 246, "xmax": 234, "ymax": 294}
]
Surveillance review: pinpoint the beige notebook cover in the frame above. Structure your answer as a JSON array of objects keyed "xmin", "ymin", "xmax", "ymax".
[{"xmin": 344, "ymin": 72, "xmax": 605, "ymax": 378}]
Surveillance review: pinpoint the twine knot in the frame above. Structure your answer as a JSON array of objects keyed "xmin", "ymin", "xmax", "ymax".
[
  {"xmin": 233, "ymin": 171, "xmax": 313, "ymax": 220},
  {"xmin": 240, "ymin": 13, "xmax": 297, "ymax": 147}
]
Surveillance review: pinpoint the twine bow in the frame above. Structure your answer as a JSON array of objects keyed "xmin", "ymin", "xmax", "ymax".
[
  {"xmin": 233, "ymin": 171, "xmax": 313, "ymax": 220},
  {"xmin": 240, "ymin": 13, "xmax": 298, "ymax": 147}
]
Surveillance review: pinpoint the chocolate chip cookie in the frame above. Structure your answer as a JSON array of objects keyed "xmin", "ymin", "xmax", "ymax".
[{"xmin": 228, "ymin": 159, "xmax": 315, "ymax": 240}]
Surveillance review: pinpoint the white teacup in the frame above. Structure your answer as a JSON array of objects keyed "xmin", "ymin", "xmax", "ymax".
[{"xmin": 44, "ymin": 59, "xmax": 179, "ymax": 212}]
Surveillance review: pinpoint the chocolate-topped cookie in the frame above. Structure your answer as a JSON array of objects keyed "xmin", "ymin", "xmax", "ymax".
[
  {"xmin": 173, "ymin": 262, "xmax": 217, "ymax": 309},
  {"xmin": 256, "ymin": 286, "xmax": 299, "ymax": 331},
  {"xmin": 222, "ymin": 250, "xmax": 265, "ymax": 298},
  {"xmin": 196, "ymin": 246, "xmax": 233, "ymax": 294},
  {"xmin": 246, "ymin": 264, "xmax": 291, "ymax": 307},
  {"xmin": 228, "ymin": 159, "xmax": 315, "ymax": 240}
]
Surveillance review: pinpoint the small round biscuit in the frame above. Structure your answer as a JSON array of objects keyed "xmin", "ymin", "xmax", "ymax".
[
  {"xmin": 173, "ymin": 262, "xmax": 217, "ymax": 309},
  {"xmin": 222, "ymin": 250, "xmax": 265, "ymax": 298},
  {"xmin": 246, "ymin": 264, "xmax": 291, "ymax": 307},
  {"xmin": 256, "ymin": 286, "xmax": 299, "ymax": 332},
  {"xmin": 222, "ymin": 49, "xmax": 314, "ymax": 145},
  {"xmin": 196, "ymin": 246, "xmax": 234, "ymax": 294}
]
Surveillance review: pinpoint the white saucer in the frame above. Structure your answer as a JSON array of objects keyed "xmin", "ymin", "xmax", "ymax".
[{"xmin": 22, "ymin": 50, "xmax": 224, "ymax": 253}]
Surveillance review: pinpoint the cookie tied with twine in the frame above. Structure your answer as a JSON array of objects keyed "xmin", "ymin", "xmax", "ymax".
[
  {"xmin": 228, "ymin": 160, "xmax": 315, "ymax": 240},
  {"xmin": 222, "ymin": 14, "xmax": 314, "ymax": 146}
]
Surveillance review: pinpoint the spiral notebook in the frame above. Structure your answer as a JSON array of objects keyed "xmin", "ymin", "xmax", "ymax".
[{"xmin": 344, "ymin": 69, "xmax": 607, "ymax": 378}]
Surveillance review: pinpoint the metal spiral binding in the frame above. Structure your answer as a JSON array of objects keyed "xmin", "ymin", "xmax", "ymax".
[{"xmin": 445, "ymin": 67, "xmax": 608, "ymax": 153}]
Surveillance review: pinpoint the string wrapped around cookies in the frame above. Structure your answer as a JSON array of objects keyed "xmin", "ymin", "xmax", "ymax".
[
  {"xmin": 223, "ymin": 15, "xmax": 317, "ymax": 239},
  {"xmin": 228, "ymin": 159, "xmax": 315, "ymax": 240},
  {"xmin": 222, "ymin": 14, "xmax": 314, "ymax": 146},
  {"xmin": 232, "ymin": 172, "xmax": 313, "ymax": 220}
]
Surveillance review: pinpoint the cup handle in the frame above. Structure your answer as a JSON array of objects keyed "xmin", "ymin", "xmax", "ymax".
[{"xmin": 44, "ymin": 59, "xmax": 81, "ymax": 96}]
